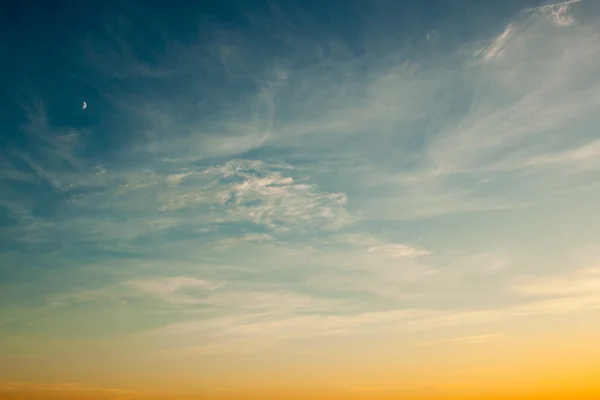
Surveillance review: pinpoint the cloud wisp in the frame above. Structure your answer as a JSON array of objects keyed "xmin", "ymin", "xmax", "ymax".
[{"xmin": 1, "ymin": 1, "xmax": 600, "ymax": 388}]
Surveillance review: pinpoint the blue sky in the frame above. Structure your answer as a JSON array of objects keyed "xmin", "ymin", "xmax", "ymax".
[{"xmin": 2, "ymin": 0, "xmax": 600, "ymax": 396}]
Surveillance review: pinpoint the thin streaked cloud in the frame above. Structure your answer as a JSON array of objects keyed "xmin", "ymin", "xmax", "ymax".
[{"xmin": 1, "ymin": 0, "xmax": 600, "ymax": 396}]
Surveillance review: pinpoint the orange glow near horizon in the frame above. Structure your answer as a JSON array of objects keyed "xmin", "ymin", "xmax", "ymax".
[
  {"xmin": 3, "ymin": 0, "xmax": 600, "ymax": 399},
  {"xmin": 3, "ymin": 320, "xmax": 600, "ymax": 400}
]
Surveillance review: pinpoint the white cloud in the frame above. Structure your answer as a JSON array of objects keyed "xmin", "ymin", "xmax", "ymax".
[
  {"xmin": 330, "ymin": 234, "xmax": 432, "ymax": 259},
  {"xmin": 165, "ymin": 171, "xmax": 203, "ymax": 184},
  {"xmin": 511, "ymin": 295, "xmax": 600, "ymax": 316},
  {"xmin": 127, "ymin": 277, "xmax": 217, "ymax": 297},
  {"xmin": 512, "ymin": 268, "xmax": 600, "ymax": 297},
  {"xmin": 48, "ymin": 276, "xmax": 220, "ymax": 307},
  {"xmin": 11, "ymin": 1, "xmax": 594, "ymax": 228},
  {"xmin": 505, "ymin": 268, "xmax": 600, "ymax": 316},
  {"xmin": 239, "ymin": 233, "xmax": 274, "ymax": 242},
  {"xmin": 212, "ymin": 161, "xmax": 351, "ymax": 231},
  {"xmin": 157, "ymin": 309, "xmax": 431, "ymax": 338},
  {"xmin": 477, "ymin": 25, "xmax": 513, "ymax": 61},
  {"xmin": 146, "ymin": 263, "xmax": 600, "ymax": 355},
  {"xmin": 416, "ymin": 333, "xmax": 505, "ymax": 347},
  {"xmin": 150, "ymin": 307, "xmax": 514, "ymax": 356},
  {"xmin": 157, "ymin": 192, "xmax": 211, "ymax": 211},
  {"xmin": 537, "ymin": 0, "xmax": 581, "ymax": 26},
  {"xmin": 525, "ymin": 139, "xmax": 600, "ymax": 171},
  {"xmin": 367, "ymin": 244, "xmax": 431, "ymax": 258},
  {"xmin": 4, "ymin": 1, "xmax": 600, "ymax": 370}
]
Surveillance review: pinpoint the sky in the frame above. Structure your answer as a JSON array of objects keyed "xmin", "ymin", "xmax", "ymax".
[{"xmin": 1, "ymin": 0, "xmax": 600, "ymax": 399}]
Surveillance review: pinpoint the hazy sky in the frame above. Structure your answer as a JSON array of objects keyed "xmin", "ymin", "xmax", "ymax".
[{"xmin": 2, "ymin": 0, "xmax": 600, "ymax": 399}]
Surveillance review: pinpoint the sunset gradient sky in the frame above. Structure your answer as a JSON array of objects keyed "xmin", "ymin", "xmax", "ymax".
[{"xmin": 1, "ymin": 0, "xmax": 600, "ymax": 399}]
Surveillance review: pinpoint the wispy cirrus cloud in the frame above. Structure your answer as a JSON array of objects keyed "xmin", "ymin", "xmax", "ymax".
[
  {"xmin": 2, "ymin": 1, "xmax": 600, "ymax": 388},
  {"xmin": 4, "ymin": 0, "xmax": 598, "ymax": 237},
  {"xmin": 416, "ymin": 333, "xmax": 505, "ymax": 347},
  {"xmin": 512, "ymin": 267, "xmax": 600, "ymax": 297},
  {"xmin": 537, "ymin": 0, "xmax": 581, "ymax": 26},
  {"xmin": 367, "ymin": 243, "xmax": 431, "ymax": 258},
  {"xmin": 149, "ymin": 289, "xmax": 596, "ymax": 357},
  {"xmin": 477, "ymin": 25, "xmax": 513, "ymax": 61},
  {"xmin": 126, "ymin": 277, "xmax": 220, "ymax": 304}
]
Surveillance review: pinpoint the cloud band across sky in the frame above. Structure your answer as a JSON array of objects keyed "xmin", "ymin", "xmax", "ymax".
[{"xmin": 1, "ymin": 0, "xmax": 600, "ymax": 398}]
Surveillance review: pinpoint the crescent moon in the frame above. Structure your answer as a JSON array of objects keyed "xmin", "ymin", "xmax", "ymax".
[{"xmin": 82, "ymin": 101, "xmax": 87, "ymax": 110}]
